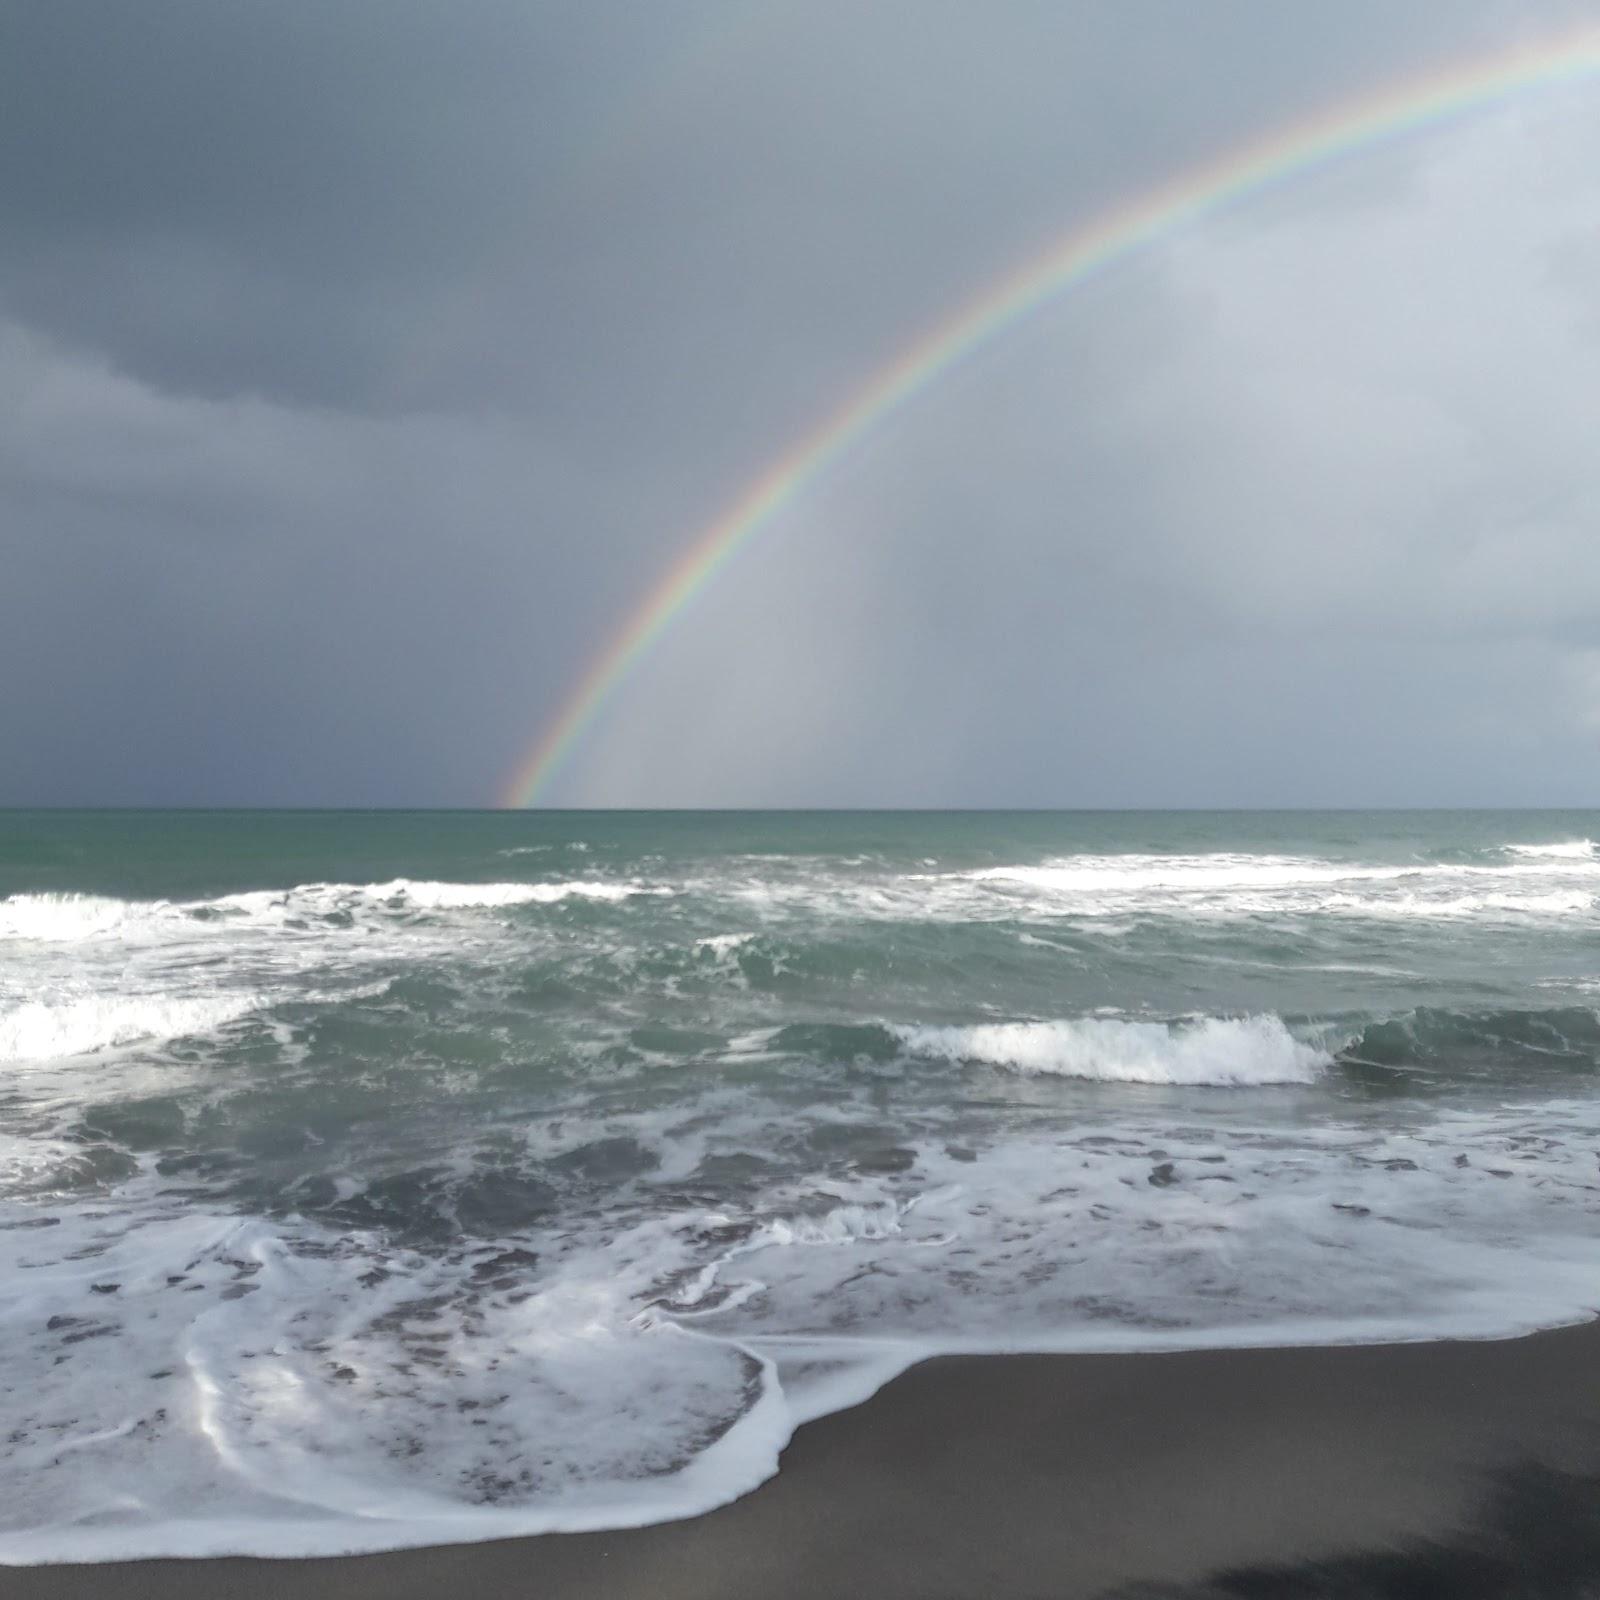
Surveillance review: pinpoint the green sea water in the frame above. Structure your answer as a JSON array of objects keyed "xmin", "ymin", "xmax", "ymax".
[{"xmin": 3, "ymin": 809, "xmax": 1599, "ymax": 1560}]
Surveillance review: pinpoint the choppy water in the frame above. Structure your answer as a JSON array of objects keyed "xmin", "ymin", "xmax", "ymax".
[{"xmin": 3, "ymin": 809, "xmax": 1599, "ymax": 1561}]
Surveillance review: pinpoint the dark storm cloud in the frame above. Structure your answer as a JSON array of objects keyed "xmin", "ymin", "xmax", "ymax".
[
  {"xmin": 0, "ymin": 0, "xmax": 1498, "ymax": 421},
  {"xmin": 2, "ymin": 0, "xmax": 1597, "ymax": 804},
  {"xmin": 0, "ymin": 0, "xmax": 697, "ymax": 408}
]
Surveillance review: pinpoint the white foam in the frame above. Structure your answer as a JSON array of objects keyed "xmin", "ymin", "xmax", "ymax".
[
  {"xmin": 1507, "ymin": 839, "xmax": 1595, "ymax": 859},
  {"xmin": 366, "ymin": 878, "xmax": 666, "ymax": 909},
  {"xmin": 1324, "ymin": 888, "xmax": 1594, "ymax": 919},
  {"xmin": 894, "ymin": 1014, "xmax": 1328, "ymax": 1085},
  {"xmin": 0, "ymin": 879, "xmax": 670, "ymax": 948},
  {"xmin": 762, "ymin": 1200, "xmax": 906, "ymax": 1247},
  {"xmin": 0, "ymin": 892, "xmax": 171, "ymax": 942},
  {"xmin": 951, "ymin": 854, "xmax": 1600, "ymax": 924},
  {"xmin": 705, "ymin": 849, "xmax": 1600, "ymax": 928},
  {"xmin": 687, "ymin": 1108, "xmax": 1600, "ymax": 1355},
  {"xmin": 0, "ymin": 1199, "xmax": 796, "ymax": 1562},
  {"xmin": 3, "ymin": 1092, "xmax": 1600, "ymax": 1563},
  {"xmin": 964, "ymin": 855, "xmax": 1409, "ymax": 894},
  {"xmin": 0, "ymin": 992, "xmax": 263, "ymax": 1063},
  {"xmin": 0, "ymin": 1130, "xmax": 104, "ymax": 1191}
]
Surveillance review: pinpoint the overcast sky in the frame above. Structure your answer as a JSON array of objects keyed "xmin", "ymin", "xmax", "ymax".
[{"xmin": 4, "ymin": 0, "xmax": 1600, "ymax": 807}]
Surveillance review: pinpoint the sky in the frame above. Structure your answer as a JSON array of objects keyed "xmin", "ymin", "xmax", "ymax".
[{"xmin": 4, "ymin": 0, "xmax": 1600, "ymax": 808}]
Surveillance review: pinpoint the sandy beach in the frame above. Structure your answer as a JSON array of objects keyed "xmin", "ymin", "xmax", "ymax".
[{"xmin": 5, "ymin": 1319, "xmax": 1598, "ymax": 1599}]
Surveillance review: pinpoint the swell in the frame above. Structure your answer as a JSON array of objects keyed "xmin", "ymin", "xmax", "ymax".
[{"xmin": 1338, "ymin": 1005, "xmax": 1600, "ymax": 1073}]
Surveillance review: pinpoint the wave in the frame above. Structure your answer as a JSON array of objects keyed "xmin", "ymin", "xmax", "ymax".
[
  {"xmin": 1323, "ymin": 888, "xmax": 1594, "ymax": 919},
  {"xmin": 1506, "ymin": 840, "xmax": 1595, "ymax": 860},
  {"xmin": 895, "ymin": 850, "xmax": 1600, "ymax": 925},
  {"xmin": 0, "ymin": 893, "xmax": 152, "ymax": 942},
  {"xmin": 0, "ymin": 992, "xmax": 264, "ymax": 1063},
  {"xmin": 893, "ymin": 1014, "xmax": 1327, "ymax": 1086},
  {"xmin": 771, "ymin": 1006, "xmax": 1600, "ymax": 1086},
  {"xmin": 886, "ymin": 1006, "xmax": 1600, "ymax": 1086},
  {"xmin": 677, "ymin": 845, "xmax": 1600, "ymax": 933},
  {"xmin": 0, "ymin": 879, "xmax": 670, "ymax": 943},
  {"xmin": 364, "ymin": 879, "xmax": 666, "ymax": 909},
  {"xmin": 960, "ymin": 855, "xmax": 1410, "ymax": 895}
]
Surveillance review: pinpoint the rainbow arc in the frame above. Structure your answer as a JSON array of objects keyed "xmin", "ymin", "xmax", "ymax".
[{"xmin": 503, "ymin": 26, "xmax": 1600, "ymax": 807}]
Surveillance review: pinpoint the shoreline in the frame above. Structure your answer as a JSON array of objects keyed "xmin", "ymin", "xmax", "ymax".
[{"xmin": 4, "ymin": 1319, "xmax": 1600, "ymax": 1599}]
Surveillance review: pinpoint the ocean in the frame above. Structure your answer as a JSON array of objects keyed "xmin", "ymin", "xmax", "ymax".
[{"xmin": 2, "ymin": 808, "xmax": 1599, "ymax": 1562}]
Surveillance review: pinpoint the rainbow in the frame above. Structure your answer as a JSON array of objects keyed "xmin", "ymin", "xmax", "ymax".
[{"xmin": 502, "ymin": 25, "xmax": 1600, "ymax": 807}]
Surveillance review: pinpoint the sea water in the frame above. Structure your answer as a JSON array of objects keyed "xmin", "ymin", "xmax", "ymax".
[{"xmin": 2, "ymin": 809, "xmax": 1598, "ymax": 1560}]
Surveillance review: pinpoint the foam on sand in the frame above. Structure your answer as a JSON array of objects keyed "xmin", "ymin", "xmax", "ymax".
[{"xmin": 4, "ymin": 1094, "xmax": 1600, "ymax": 1561}]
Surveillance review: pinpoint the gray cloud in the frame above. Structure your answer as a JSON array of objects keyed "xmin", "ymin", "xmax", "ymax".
[{"xmin": 2, "ymin": 0, "xmax": 1597, "ymax": 805}]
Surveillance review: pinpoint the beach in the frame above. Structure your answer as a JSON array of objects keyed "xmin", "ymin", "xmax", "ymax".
[{"xmin": 6, "ymin": 1319, "xmax": 1598, "ymax": 1598}]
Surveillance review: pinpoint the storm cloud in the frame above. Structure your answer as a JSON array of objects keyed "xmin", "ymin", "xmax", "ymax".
[{"xmin": 3, "ymin": 0, "xmax": 1598, "ymax": 805}]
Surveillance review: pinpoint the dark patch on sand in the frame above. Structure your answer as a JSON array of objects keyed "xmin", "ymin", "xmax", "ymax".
[{"xmin": 1110, "ymin": 1461, "xmax": 1600, "ymax": 1599}]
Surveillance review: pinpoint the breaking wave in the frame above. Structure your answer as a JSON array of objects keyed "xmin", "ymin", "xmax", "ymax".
[
  {"xmin": 0, "ymin": 992, "xmax": 265, "ymax": 1063},
  {"xmin": 365, "ymin": 878, "xmax": 667, "ymax": 909},
  {"xmin": 961, "ymin": 855, "xmax": 1409, "ymax": 894},
  {"xmin": 894, "ymin": 1014, "xmax": 1328, "ymax": 1085},
  {"xmin": 0, "ymin": 893, "xmax": 149, "ymax": 942}
]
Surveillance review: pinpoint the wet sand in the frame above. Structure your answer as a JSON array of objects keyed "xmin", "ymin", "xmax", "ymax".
[{"xmin": 4, "ymin": 1320, "xmax": 1600, "ymax": 1599}]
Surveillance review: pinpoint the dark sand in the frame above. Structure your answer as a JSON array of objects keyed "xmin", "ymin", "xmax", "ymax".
[{"xmin": 5, "ymin": 1321, "xmax": 1600, "ymax": 1599}]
